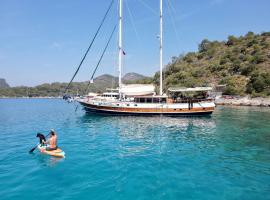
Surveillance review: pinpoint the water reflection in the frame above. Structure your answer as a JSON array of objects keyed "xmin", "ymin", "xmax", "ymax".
[
  {"xmin": 78, "ymin": 114, "xmax": 217, "ymax": 157},
  {"xmin": 33, "ymin": 153, "xmax": 64, "ymax": 167}
]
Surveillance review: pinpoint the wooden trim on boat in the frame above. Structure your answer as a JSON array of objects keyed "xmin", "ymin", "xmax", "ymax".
[{"xmin": 79, "ymin": 101, "xmax": 214, "ymax": 115}]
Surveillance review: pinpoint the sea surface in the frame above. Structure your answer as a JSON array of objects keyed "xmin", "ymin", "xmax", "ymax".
[{"xmin": 0, "ymin": 99, "xmax": 269, "ymax": 200}]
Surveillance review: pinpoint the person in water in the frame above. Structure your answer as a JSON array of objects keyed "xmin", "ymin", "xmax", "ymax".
[{"xmin": 44, "ymin": 129, "xmax": 58, "ymax": 151}]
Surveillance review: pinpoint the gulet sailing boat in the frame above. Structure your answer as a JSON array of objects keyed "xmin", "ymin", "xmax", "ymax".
[{"xmin": 77, "ymin": 0, "xmax": 215, "ymax": 116}]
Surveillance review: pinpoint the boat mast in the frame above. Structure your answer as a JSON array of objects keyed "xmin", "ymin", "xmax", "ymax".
[
  {"xmin": 118, "ymin": 0, "xmax": 123, "ymax": 98},
  {"xmin": 159, "ymin": 0, "xmax": 163, "ymax": 95}
]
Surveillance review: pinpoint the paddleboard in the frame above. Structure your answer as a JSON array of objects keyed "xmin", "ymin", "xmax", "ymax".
[{"xmin": 38, "ymin": 144, "xmax": 65, "ymax": 158}]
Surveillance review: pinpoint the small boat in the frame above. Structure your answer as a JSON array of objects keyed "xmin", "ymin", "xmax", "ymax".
[{"xmin": 38, "ymin": 144, "xmax": 65, "ymax": 158}]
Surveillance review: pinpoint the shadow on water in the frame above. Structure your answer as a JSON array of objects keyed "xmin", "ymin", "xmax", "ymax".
[{"xmin": 30, "ymin": 153, "xmax": 64, "ymax": 167}]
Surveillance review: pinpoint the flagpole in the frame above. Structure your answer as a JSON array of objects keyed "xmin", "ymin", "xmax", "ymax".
[
  {"xmin": 159, "ymin": 0, "xmax": 163, "ymax": 95},
  {"xmin": 118, "ymin": 0, "xmax": 123, "ymax": 99}
]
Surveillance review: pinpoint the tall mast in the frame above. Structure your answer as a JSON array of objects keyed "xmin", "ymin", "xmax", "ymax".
[
  {"xmin": 159, "ymin": 0, "xmax": 163, "ymax": 95},
  {"xmin": 118, "ymin": 0, "xmax": 123, "ymax": 97}
]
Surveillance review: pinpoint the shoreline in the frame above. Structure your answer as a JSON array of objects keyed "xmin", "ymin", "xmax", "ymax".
[
  {"xmin": 215, "ymin": 96, "xmax": 270, "ymax": 107},
  {"xmin": 1, "ymin": 96, "xmax": 270, "ymax": 107},
  {"xmin": 0, "ymin": 96, "xmax": 62, "ymax": 99}
]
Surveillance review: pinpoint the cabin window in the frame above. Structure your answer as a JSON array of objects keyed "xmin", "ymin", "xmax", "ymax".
[
  {"xmin": 139, "ymin": 98, "xmax": 145, "ymax": 103},
  {"xmin": 117, "ymin": 104, "xmax": 119, "ymax": 106},
  {"xmin": 153, "ymin": 98, "xmax": 159, "ymax": 103},
  {"xmin": 146, "ymin": 98, "xmax": 152, "ymax": 103},
  {"xmin": 134, "ymin": 104, "xmax": 137, "ymax": 106},
  {"xmin": 127, "ymin": 104, "xmax": 130, "ymax": 106}
]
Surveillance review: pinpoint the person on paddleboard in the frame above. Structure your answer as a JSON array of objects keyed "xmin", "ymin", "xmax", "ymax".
[{"xmin": 42, "ymin": 129, "xmax": 58, "ymax": 151}]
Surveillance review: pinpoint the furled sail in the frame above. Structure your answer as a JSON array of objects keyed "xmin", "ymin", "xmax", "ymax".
[{"xmin": 121, "ymin": 84, "xmax": 155, "ymax": 96}]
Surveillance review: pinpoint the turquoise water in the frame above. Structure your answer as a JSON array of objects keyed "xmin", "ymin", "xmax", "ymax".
[{"xmin": 0, "ymin": 99, "xmax": 269, "ymax": 200}]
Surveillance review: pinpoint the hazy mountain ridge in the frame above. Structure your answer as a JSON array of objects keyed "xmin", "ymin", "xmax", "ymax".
[
  {"xmin": 122, "ymin": 73, "xmax": 148, "ymax": 82},
  {"xmin": 0, "ymin": 73, "xmax": 147, "ymax": 97},
  {"xmin": 0, "ymin": 78, "xmax": 9, "ymax": 88}
]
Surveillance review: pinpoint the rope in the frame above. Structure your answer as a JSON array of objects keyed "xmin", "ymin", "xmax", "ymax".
[
  {"xmin": 138, "ymin": 0, "xmax": 158, "ymax": 15},
  {"xmin": 85, "ymin": 24, "xmax": 117, "ymax": 94},
  {"xmin": 126, "ymin": 0, "xmax": 142, "ymax": 46},
  {"xmin": 166, "ymin": 0, "xmax": 181, "ymax": 51},
  {"xmin": 64, "ymin": 0, "xmax": 115, "ymax": 94}
]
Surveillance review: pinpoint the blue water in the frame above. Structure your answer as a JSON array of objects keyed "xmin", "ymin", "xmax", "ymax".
[{"xmin": 0, "ymin": 99, "xmax": 269, "ymax": 200}]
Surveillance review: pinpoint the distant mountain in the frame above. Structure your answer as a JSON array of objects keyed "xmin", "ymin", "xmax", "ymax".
[
  {"xmin": 122, "ymin": 72, "xmax": 148, "ymax": 82},
  {"xmin": 89, "ymin": 74, "xmax": 118, "ymax": 91},
  {"xmin": 93, "ymin": 74, "xmax": 117, "ymax": 84},
  {"xmin": 0, "ymin": 78, "xmax": 10, "ymax": 88},
  {"xmin": 0, "ymin": 73, "xmax": 147, "ymax": 97}
]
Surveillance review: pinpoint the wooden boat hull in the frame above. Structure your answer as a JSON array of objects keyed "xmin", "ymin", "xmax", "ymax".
[{"xmin": 78, "ymin": 101, "xmax": 214, "ymax": 116}]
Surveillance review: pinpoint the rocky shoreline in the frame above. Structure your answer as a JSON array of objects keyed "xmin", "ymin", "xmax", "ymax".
[
  {"xmin": 215, "ymin": 96, "xmax": 270, "ymax": 107},
  {"xmin": 1, "ymin": 96, "xmax": 270, "ymax": 107}
]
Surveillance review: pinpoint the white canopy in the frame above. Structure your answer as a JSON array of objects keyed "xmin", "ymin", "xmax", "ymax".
[
  {"xmin": 168, "ymin": 87, "xmax": 213, "ymax": 92},
  {"xmin": 121, "ymin": 84, "xmax": 155, "ymax": 96},
  {"xmin": 87, "ymin": 92, "xmax": 98, "ymax": 97}
]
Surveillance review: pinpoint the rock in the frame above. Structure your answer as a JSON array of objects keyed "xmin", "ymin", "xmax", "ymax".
[
  {"xmin": 0, "ymin": 78, "xmax": 10, "ymax": 88},
  {"xmin": 215, "ymin": 96, "xmax": 270, "ymax": 107}
]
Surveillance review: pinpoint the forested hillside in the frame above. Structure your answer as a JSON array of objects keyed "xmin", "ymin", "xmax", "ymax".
[{"xmin": 153, "ymin": 31, "xmax": 270, "ymax": 97}]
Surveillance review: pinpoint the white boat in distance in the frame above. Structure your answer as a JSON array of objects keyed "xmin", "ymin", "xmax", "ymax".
[{"xmin": 78, "ymin": 0, "xmax": 215, "ymax": 116}]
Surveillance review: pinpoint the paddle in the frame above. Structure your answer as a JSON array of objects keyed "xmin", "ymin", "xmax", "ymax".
[{"xmin": 29, "ymin": 133, "xmax": 50, "ymax": 153}]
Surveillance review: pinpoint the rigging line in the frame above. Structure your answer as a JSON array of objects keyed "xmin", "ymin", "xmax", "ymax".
[
  {"xmin": 166, "ymin": 0, "xmax": 181, "ymax": 51},
  {"xmin": 64, "ymin": 0, "xmax": 115, "ymax": 94},
  {"xmin": 167, "ymin": 0, "xmax": 177, "ymax": 16},
  {"xmin": 137, "ymin": 0, "xmax": 158, "ymax": 16},
  {"xmin": 85, "ymin": 24, "xmax": 117, "ymax": 94},
  {"xmin": 126, "ymin": 0, "xmax": 142, "ymax": 46}
]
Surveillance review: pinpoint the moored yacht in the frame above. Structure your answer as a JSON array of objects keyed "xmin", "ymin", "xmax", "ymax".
[
  {"xmin": 78, "ymin": 86, "xmax": 215, "ymax": 116},
  {"xmin": 77, "ymin": 0, "xmax": 215, "ymax": 116}
]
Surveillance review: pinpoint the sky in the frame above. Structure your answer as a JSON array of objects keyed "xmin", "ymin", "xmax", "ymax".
[{"xmin": 0, "ymin": 0, "xmax": 269, "ymax": 87}]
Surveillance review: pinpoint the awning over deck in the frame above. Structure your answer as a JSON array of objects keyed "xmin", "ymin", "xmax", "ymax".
[{"xmin": 168, "ymin": 87, "xmax": 213, "ymax": 92}]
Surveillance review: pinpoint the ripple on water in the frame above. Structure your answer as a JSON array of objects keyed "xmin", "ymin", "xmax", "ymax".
[{"xmin": 0, "ymin": 100, "xmax": 270, "ymax": 200}]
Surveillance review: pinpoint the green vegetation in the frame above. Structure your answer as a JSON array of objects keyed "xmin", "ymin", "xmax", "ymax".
[
  {"xmin": 1, "ymin": 32, "xmax": 269, "ymax": 98},
  {"xmin": 0, "ymin": 74, "xmax": 118, "ymax": 97},
  {"xmin": 152, "ymin": 31, "xmax": 270, "ymax": 97}
]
